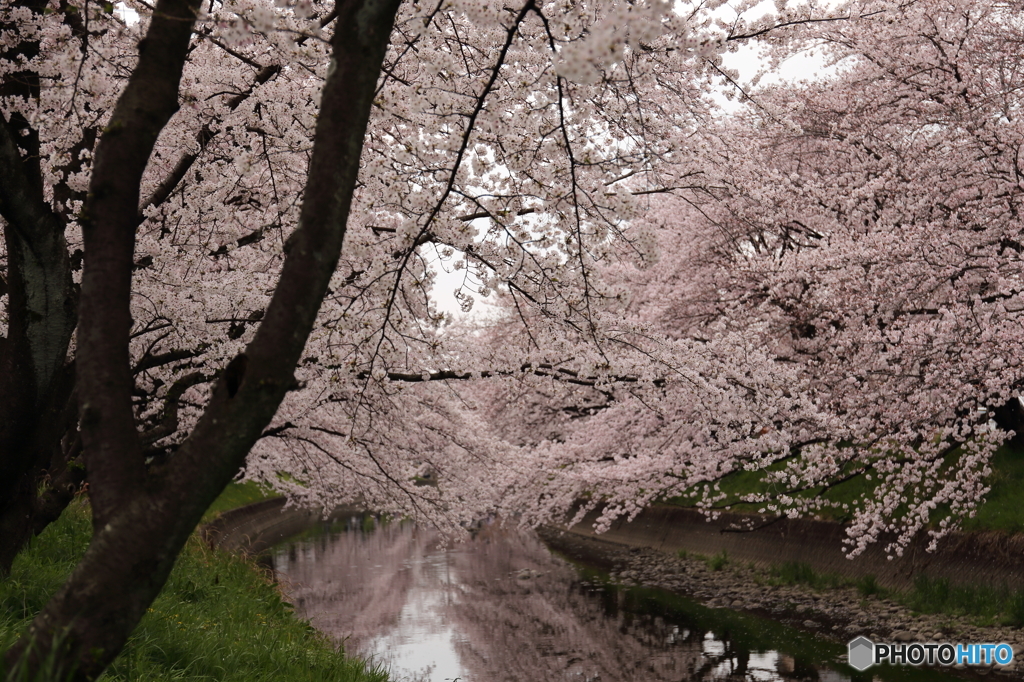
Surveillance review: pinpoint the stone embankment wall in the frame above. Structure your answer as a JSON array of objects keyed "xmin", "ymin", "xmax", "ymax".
[{"xmin": 559, "ymin": 505, "xmax": 1024, "ymax": 590}]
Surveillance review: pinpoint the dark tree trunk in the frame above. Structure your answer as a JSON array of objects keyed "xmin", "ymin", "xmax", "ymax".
[
  {"xmin": 0, "ymin": 377, "xmax": 85, "ymax": 575},
  {"xmin": 993, "ymin": 398, "xmax": 1024, "ymax": 448},
  {"xmin": 0, "ymin": 370, "xmax": 80, "ymax": 575},
  {"xmin": 0, "ymin": 0, "xmax": 80, "ymax": 575},
  {"xmin": 3, "ymin": 0, "xmax": 401, "ymax": 678}
]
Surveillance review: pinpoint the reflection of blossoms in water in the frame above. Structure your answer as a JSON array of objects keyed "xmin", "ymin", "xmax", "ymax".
[
  {"xmin": 445, "ymin": 526, "xmax": 681, "ymax": 680},
  {"xmin": 273, "ymin": 515, "xmax": 424, "ymax": 653},
  {"xmin": 272, "ymin": 517, "xmax": 847, "ymax": 682},
  {"xmin": 273, "ymin": 516, "xmax": 470, "ymax": 681},
  {"xmin": 445, "ymin": 526, "xmax": 789, "ymax": 682}
]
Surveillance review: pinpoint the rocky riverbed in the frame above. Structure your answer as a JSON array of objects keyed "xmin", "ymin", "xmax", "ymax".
[{"xmin": 539, "ymin": 527, "xmax": 1024, "ymax": 678}]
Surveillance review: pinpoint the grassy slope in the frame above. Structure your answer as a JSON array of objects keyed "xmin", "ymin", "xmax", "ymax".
[
  {"xmin": 202, "ymin": 480, "xmax": 280, "ymax": 522},
  {"xmin": 1, "ymin": 489, "xmax": 387, "ymax": 682},
  {"xmin": 668, "ymin": 443, "xmax": 1024, "ymax": 533},
  {"xmin": 763, "ymin": 558, "xmax": 1024, "ymax": 627},
  {"xmin": 960, "ymin": 445, "xmax": 1024, "ymax": 533}
]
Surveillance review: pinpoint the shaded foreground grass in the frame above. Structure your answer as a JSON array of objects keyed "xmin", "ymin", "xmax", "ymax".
[{"xmin": 0, "ymin": 495, "xmax": 388, "ymax": 682}]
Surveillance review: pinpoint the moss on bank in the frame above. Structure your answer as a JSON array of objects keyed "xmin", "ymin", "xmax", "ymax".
[{"xmin": 0, "ymin": 492, "xmax": 387, "ymax": 682}]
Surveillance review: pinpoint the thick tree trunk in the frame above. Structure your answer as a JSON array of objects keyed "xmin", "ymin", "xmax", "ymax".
[
  {"xmin": 0, "ymin": 0, "xmax": 79, "ymax": 575},
  {"xmin": 0, "ymin": 360, "xmax": 78, "ymax": 574},
  {"xmin": 0, "ymin": 487, "xmax": 35, "ymax": 576},
  {"xmin": 0, "ymin": 370, "xmax": 78, "ymax": 570},
  {"xmin": 3, "ymin": 0, "xmax": 401, "ymax": 678}
]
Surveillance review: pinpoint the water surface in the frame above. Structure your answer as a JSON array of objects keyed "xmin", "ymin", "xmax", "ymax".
[{"xmin": 271, "ymin": 515, "xmax": 958, "ymax": 682}]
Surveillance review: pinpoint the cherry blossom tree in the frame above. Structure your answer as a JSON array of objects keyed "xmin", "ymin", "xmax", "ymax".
[
  {"xmin": 1, "ymin": 0, "xmax": 857, "ymax": 675},
  {"xmin": 12, "ymin": 0, "xmax": 1013, "ymax": 675},
  {"xmin": 691, "ymin": 0, "xmax": 1024, "ymax": 556},
  {"xmin": 495, "ymin": 0, "xmax": 1024, "ymax": 559}
]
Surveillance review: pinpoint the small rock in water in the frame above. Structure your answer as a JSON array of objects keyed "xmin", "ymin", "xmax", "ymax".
[{"xmin": 803, "ymin": 620, "xmax": 819, "ymax": 629}]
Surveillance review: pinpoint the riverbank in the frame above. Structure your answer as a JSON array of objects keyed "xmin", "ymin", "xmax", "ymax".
[
  {"xmin": 0, "ymin": 493, "xmax": 388, "ymax": 682},
  {"xmin": 539, "ymin": 525, "xmax": 1024, "ymax": 678},
  {"xmin": 188, "ymin": 485, "xmax": 1024, "ymax": 679},
  {"xmin": 202, "ymin": 495, "xmax": 365, "ymax": 555},
  {"xmin": 225, "ymin": 495, "xmax": 1024, "ymax": 678},
  {"xmin": 562, "ymin": 503, "xmax": 1024, "ymax": 592}
]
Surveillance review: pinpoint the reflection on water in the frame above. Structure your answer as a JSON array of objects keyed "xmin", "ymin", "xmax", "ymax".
[{"xmin": 270, "ymin": 516, "xmax": 881, "ymax": 682}]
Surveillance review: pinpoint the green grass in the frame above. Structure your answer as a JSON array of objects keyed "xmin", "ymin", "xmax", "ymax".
[
  {"xmin": 856, "ymin": 574, "xmax": 884, "ymax": 598},
  {"xmin": 766, "ymin": 561, "xmax": 887, "ymax": 599},
  {"xmin": 901, "ymin": 575, "xmax": 1024, "ymax": 627},
  {"xmin": 667, "ymin": 443, "xmax": 1024, "ymax": 533},
  {"xmin": 706, "ymin": 550, "xmax": 729, "ymax": 571},
  {"xmin": 660, "ymin": 444, "xmax": 1024, "ymax": 626},
  {"xmin": 1, "ymin": 498, "xmax": 387, "ymax": 682},
  {"xmin": 770, "ymin": 561, "xmax": 850, "ymax": 591},
  {"xmin": 201, "ymin": 480, "xmax": 280, "ymax": 523},
  {"xmin": 762, "ymin": 559, "xmax": 1024, "ymax": 626},
  {"xmin": 959, "ymin": 445, "xmax": 1024, "ymax": 533},
  {"xmin": 664, "ymin": 456, "xmax": 879, "ymax": 523}
]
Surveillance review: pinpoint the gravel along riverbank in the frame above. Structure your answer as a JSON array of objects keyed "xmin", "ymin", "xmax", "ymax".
[{"xmin": 539, "ymin": 527, "xmax": 1024, "ymax": 678}]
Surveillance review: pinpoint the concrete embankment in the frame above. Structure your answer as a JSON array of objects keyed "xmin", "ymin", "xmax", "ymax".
[
  {"xmin": 202, "ymin": 497, "xmax": 362, "ymax": 554},
  {"xmin": 558, "ymin": 505, "xmax": 1024, "ymax": 591}
]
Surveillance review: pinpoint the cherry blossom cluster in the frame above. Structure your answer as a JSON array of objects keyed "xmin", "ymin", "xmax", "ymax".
[
  {"xmin": 515, "ymin": 0, "xmax": 1024, "ymax": 556},
  {"xmin": 4, "ymin": 0, "xmax": 978, "ymax": 556}
]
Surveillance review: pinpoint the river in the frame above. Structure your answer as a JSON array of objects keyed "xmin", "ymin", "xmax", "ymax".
[{"xmin": 270, "ymin": 513, "xmax": 965, "ymax": 682}]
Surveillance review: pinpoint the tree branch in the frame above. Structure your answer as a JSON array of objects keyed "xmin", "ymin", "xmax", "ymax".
[
  {"xmin": 139, "ymin": 63, "xmax": 282, "ymax": 217},
  {"xmin": 139, "ymin": 372, "xmax": 209, "ymax": 445},
  {"xmin": 76, "ymin": 0, "xmax": 204, "ymax": 526},
  {"xmin": 133, "ymin": 347, "xmax": 206, "ymax": 374}
]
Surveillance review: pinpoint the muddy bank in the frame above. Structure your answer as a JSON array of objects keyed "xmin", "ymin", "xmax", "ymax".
[{"xmin": 558, "ymin": 505, "xmax": 1024, "ymax": 591}]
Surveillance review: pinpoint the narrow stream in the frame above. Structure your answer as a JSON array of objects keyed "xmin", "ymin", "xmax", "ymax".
[{"xmin": 271, "ymin": 514, "xmax": 963, "ymax": 682}]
